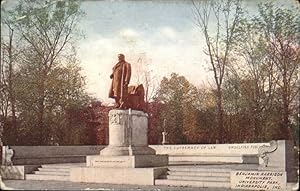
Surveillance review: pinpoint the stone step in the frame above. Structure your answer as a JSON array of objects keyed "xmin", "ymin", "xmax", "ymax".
[
  {"xmin": 34, "ymin": 171, "xmax": 69, "ymax": 176},
  {"xmin": 168, "ymin": 164, "xmax": 259, "ymax": 171},
  {"xmin": 155, "ymin": 179, "xmax": 231, "ymax": 188},
  {"xmin": 42, "ymin": 163, "xmax": 85, "ymax": 166},
  {"xmin": 169, "ymin": 155, "xmax": 258, "ymax": 164},
  {"xmin": 160, "ymin": 174, "xmax": 230, "ymax": 182},
  {"xmin": 168, "ymin": 170, "xmax": 230, "ymax": 177},
  {"xmin": 169, "ymin": 156, "xmax": 242, "ymax": 163},
  {"xmin": 26, "ymin": 174, "xmax": 69, "ymax": 181},
  {"xmin": 38, "ymin": 167, "xmax": 70, "ymax": 172},
  {"xmin": 41, "ymin": 165, "xmax": 74, "ymax": 169},
  {"xmin": 24, "ymin": 163, "xmax": 86, "ymax": 181},
  {"xmin": 13, "ymin": 157, "xmax": 85, "ymax": 165},
  {"xmin": 168, "ymin": 166, "xmax": 232, "ymax": 172}
]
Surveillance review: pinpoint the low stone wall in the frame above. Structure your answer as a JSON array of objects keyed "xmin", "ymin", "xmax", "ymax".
[
  {"xmin": 10, "ymin": 145, "xmax": 106, "ymax": 158},
  {"xmin": 8, "ymin": 145, "xmax": 106, "ymax": 165},
  {"xmin": 150, "ymin": 143, "xmax": 269, "ymax": 164},
  {"xmin": 2, "ymin": 143, "xmax": 270, "ymax": 165}
]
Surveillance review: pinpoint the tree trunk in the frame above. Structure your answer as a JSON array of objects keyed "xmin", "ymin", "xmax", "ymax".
[
  {"xmin": 7, "ymin": 29, "xmax": 17, "ymax": 140},
  {"xmin": 280, "ymin": 67, "xmax": 293, "ymax": 141},
  {"xmin": 216, "ymin": 85, "xmax": 224, "ymax": 143},
  {"xmin": 281, "ymin": 86, "xmax": 291, "ymax": 140},
  {"xmin": 37, "ymin": 72, "xmax": 46, "ymax": 145}
]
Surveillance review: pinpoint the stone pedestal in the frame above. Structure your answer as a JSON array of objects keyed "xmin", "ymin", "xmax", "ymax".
[
  {"xmin": 70, "ymin": 109, "xmax": 168, "ymax": 185},
  {"xmin": 100, "ymin": 109, "xmax": 156, "ymax": 156}
]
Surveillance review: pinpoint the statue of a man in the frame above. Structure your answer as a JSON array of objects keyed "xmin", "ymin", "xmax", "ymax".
[{"xmin": 109, "ymin": 54, "xmax": 131, "ymax": 109}]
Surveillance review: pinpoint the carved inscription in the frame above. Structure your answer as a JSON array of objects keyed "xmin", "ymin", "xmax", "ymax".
[
  {"xmin": 162, "ymin": 145, "xmax": 216, "ymax": 150},
  {"xmin": 228, "ymin": 145, "xmax": 261, "ymax": 149},
  {"xmin": 94, "ymin": 160, "xmax": 125, "ymax": 163},
  {"xmin": 231, "ymin": 171, "xmax": 286, "ymax": 190}
]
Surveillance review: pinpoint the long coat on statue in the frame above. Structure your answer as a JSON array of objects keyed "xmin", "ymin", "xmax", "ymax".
[{"xmin": 109, "ymin": 61, "xmax": 131, "ymax": 100}]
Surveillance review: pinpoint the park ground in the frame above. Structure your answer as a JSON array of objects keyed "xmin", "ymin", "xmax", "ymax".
[{"xmin": 3, "ymin": 180, "xmax": 239, "ymax": 191}]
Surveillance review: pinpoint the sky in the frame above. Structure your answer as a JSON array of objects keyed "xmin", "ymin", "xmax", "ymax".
[
  {"xmin": 78, "ymin": 0, "xmax": 208, "ymax": 103},
  {"xmin": 2, "ymin": 0, "xmax": 298, "ymax": 104},
  {"xmin": 77, "ymin": 0, "xmax": 298, "ymax": 104}
]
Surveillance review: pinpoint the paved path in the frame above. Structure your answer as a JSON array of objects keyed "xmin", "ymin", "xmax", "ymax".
[
  {"xmin": 3, "ymin": 180, "xmax": 236, "ymax": 191},
  {"xmin": 2, "ymin": 179, "xmax": 298, "ymax": 190}
]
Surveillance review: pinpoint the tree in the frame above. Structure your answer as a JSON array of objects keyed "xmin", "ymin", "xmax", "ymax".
[
  {"xmin": 228, "ymin": 14, "xmax": 277, "ymax": 141},
  {"xmin": 231, "ymin": 3, "xmax": 300, "ymax": 142},
  {"xmin": 133, "ymin": 53, "xmax": 158, "ymax": 109},
  {"xmin": 257, "ymin": 3, "xmax": 300, "ymax": 141},
  {"xmin": 1, "ymin": 5, "xmax": 25, "ymax": 143},
  {"xmin": 192, "ymin": 0, "xmax": 243, "ymax": 143},
  {"xmin": 222, "ymin": 75, "xmax": 276, "ymax": 142},
  {"xmin": 11, "ymin": 53, "xmax": 91, "ymax": 145},
  {"xmin": 155, "ymin": 73, "xmax": 199, "ymax": 144},
  {"xmin": 147, "ymin": 100, "xmax": 165, "ymax": 144},
  {"xmin": 1, "ymin": 0, "xmax": 90, "ymax": 145},
  {"xmin": 11, "ymin": 0, "xmax": 84, "ymax": 144}
]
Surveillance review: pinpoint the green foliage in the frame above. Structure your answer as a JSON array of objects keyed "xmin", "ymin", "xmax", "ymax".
[
  {"xmin": 155, "ymin": 73, "xmax": 209, "ymax": 144},
  {"xmin": 228, "ymin": 2, "xmax": 300, "ymax": 142},
  {"xmin": 13, "ymin": 60, "xmax": 90, "ymax": 145},
  {"xmin": 152, "ymin": 2, "xmax": 300, "ymax": 144},
  {"xmin": 1, "ymin": 0, "xmax": 91, "ymax": 145},
  {"xmin": 155, "ymin": 74, "xmax": 187, "ymax": 143},
  {"xmin": 256, "ymin": 3, "xmax": 300, "ymax": 41}
]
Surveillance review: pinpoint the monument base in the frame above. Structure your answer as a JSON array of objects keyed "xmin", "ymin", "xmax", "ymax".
[
  {"xmin": 87, "ymin": 154, "xmax": 168, "ymax": 168},
  {"xmin": 70, "ymin": 167, "xmax": 167, "ymax": 185},
  {"xmin": 70, "ymin": 109, "xmax": 169, "ymax": 185}
]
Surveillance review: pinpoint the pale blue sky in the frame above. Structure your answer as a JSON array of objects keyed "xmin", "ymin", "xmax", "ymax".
[
  {"xmin": 77, "ymin": 0, "xmax": 297, "ymax": 103},
  {"xmin": 80, "ymin": 0, "xmax": 194, "ymax": 36},
  {"xmin": 2, "ymin": 0, "xmax": 298, "ymax": 103}
]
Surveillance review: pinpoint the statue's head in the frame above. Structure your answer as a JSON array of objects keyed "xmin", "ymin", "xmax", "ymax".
[{"xmin": 118, "ymin": 54, "xmax": 125, "ymax": 61}]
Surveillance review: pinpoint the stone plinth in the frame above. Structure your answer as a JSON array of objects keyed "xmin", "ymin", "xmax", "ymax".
[{"xmin": 86, "ymin": 155, "xmax": 168, "ymax": 168}]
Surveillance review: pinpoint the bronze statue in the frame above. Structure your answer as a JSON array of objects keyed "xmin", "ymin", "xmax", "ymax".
[
  {"xmin": 109, "ymin": 54, "xmax": 146, "ymax": 111},
  {"xmin": 109, "ymin": 54, "xmax": 131, "ymax": 109},
  {"xmin": 127, "ymin": 84, "xmax": 146, "ymax": 111}
]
